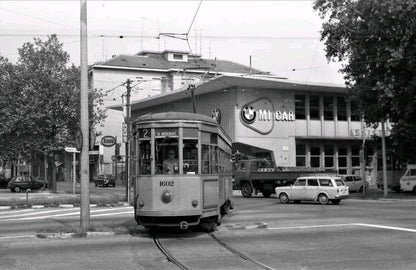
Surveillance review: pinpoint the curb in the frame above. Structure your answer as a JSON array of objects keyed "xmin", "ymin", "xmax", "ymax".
[
  {"xmin": 32, "ymin": 205, "xmax": 44, "ymax": 209},
  {"xmin": 0, "ymin": 206, "xmax": 12, "ymax": 210},
  {"xmin": 59, "ymin": 204, "xmax": 74, "ymax": 208},
  {"xmin": 36, "ymin": 231, "xmax": 117, "ymax": 239},
  {"xmin": 224, "ymin": 222, "xmax": 268, "ymax": 231}
]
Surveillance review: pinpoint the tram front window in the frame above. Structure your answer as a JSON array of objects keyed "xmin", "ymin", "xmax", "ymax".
[{"xmin": 156, "ymin": 137, "xmax": 179, "ymax": 175}]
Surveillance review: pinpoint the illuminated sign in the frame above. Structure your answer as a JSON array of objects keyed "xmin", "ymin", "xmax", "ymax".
[
  {"xmin": 101, "ymin": 136, "xmax": 117, "ymax": 147},
  {"xmin": 240, "ymin": 97, "xmax": 295, "ymax": 135}
]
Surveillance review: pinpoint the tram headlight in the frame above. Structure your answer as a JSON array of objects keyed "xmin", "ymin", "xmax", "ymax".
[
  {"xmin": 161, "ymin": 190, "xmax": 173, "ymax": 204},
  {"xmin": 138, "ymin": 201, "xmax": 144, "ymax": 208},
  {"xmin": 191, "ymin": 200, "xmax": 198, "ymax": 207}
]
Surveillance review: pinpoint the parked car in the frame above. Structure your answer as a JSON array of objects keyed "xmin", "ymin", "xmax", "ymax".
[
  {"xmin": 339, "ymin": 175, "xmax": 368, "ymax": 193},
  {"xmin": 94, "ymin": 174, "xmax": 116, "ymax": 187},
  {"xmin": 7, "ymin": 175, "xmax": 48, "ymax": 192},
  {"xmin": 0, "ymin": 175, "xmax": 10, "ymax": 188},
  {"xmin": 399, "ymin": 164, "xmax": 416, "ymax": 194},
  {"xmin": 275, "ymin": 175, "xmax": 349, "ymax": 205}
]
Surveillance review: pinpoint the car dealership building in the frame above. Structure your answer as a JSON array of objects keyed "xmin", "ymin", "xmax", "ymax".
[{"xmin": 110, "ymin": 74, "xmax": 386, "ymax": 179}]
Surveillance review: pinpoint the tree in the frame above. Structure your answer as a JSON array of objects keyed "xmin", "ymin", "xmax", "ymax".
[
  {"xmin": 0, "ymin": 35, "xmax": 106, "ymax": 190},
  {"xmin": 314, "ymin": 0, "xmax": 416, "ymax": 163}
]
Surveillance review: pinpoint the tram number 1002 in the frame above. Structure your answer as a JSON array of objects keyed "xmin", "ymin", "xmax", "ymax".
[{"xmin": 160, "ymin": 181, "xmax": 174, "ymax": 187}]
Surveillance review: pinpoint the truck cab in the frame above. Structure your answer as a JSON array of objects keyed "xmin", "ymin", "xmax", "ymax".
[{"xmin": 399, "ymin": 164, "xmax": 416, "ymax": 194}]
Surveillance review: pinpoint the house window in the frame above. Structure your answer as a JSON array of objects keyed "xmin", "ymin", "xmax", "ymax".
[
  {"xmin": 337, "ymin": 97, "xmax": 347, "ymax": 121},
  {"xmin": 295, "ymin": 95, "xmax": 306, "ymax": 120},
  {"xmin": 152, "ymin": 78, "xmax": 161, "ymax": 92},
  {"xmin": 309, "ymin": 95, "xmax": 320, "ymax": 120},
  {"xmin": 296, "ymin": 143, "xmax": 306, "ymax": 167},
  {"xmin": 310, "ymin": 146, "xmax": 321, "ymax": 168},
  {"xmin": 173, "ymin": 54, "xmax": 183, "ymax": 60},
  {"xmin": 323, "ymin": 96, "xmax": 334, "ymax": 120}
]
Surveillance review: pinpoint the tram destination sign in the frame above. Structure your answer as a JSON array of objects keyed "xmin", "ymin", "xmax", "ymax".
[
  {"xmin": 101, "ymin": 135, "xmax": 117, "ymax": 147},
  {"xmin": 155, "ymin": 128, "xmax": 178, "ymax": 137}
]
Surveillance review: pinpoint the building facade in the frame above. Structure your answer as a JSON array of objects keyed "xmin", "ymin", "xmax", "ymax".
[
  {"xmin": 109, "ymin": 75, "xmax": 387, "ymax": 182},
  {"xmin": 91, "ymin": 50, "xmax": 269, "ymax": 178}
]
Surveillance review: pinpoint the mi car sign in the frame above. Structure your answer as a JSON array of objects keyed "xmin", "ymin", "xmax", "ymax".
[{"xmin": 101, "ymin": 136, "xmax": 116, "ymax": 147}]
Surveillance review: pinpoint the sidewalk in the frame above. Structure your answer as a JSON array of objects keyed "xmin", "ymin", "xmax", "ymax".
[{"xmin": 0, "ymin": 181, "xmax": 128, "ymax": 208}]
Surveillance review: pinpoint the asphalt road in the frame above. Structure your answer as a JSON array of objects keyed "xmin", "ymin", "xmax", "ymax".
[{"xmin": 1, "ymin": 194, "xmax": 415, "ymax": 270}]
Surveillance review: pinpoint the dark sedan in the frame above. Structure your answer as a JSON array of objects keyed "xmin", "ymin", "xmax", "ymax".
[
  {"xmin": 0, "ymin": 175, "xmax": 10, "ymax": 188},
  {"xmin": 7, "ymin": 175, "xmax": 48, "ymax": 192}
]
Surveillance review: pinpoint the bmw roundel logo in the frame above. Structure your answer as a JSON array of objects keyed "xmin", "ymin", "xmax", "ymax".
[{"xmin": 241, "ymin": 106, "xmax": 256, "ymax": 124}]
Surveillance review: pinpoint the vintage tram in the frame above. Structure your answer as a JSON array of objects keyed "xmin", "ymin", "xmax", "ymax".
[{"xmin": 132, "ymin": 112, "xmax": 233, "ymax": 230}]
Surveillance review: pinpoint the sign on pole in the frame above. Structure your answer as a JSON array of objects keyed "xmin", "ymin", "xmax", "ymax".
[
  {"xmin": 122, "ymin": 122, "xmax": 128, "ymax": 143},
  {"xmin": 101, "ymin": 135, "xmax": 117, "ymax": 147}
]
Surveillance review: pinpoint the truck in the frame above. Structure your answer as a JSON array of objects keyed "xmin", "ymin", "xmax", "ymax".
[{"xmin": 234, "ymin": 159, "xmax": 337, "ymax": 198}]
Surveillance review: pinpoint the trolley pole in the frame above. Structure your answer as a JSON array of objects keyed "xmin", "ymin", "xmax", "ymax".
[
  {"xmin": 80, "ymin": 0, "xmax": 90, "ymax": 231},
  {"xmin": 124, "ymin": 79, "xmax": 132, "ymax": 203}
]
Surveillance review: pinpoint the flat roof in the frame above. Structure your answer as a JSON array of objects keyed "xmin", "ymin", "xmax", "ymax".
[{"xmin": 108, "ymin": 75, "xmax": 346, "ymax": 111}]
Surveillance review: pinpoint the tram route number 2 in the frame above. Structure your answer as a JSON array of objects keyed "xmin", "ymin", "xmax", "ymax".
[{"xmin": 160, "ymin": 180, "xmax": 174, "ymax": 187}]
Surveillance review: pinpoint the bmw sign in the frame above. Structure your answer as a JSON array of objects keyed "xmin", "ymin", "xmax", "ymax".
[{"xmin": 101, "ymin": 136, "xmax": 116, "ymax": 147}]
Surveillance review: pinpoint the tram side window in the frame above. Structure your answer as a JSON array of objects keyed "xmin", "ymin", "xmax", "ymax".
[
  {"xmin": 138, "ymin": 140, "xmax": 151, "ymax": 175},
  {"xmin": 183, "ymin": 139, "xmax": 198, "ymax": 174},
  {"xmin": 155, "ymin": 137, "xmax": 179, "ymax": 175},
  {"xmin": 201, "ymin": 132, "xmax": 219, "ymax": 174},
  {"xmin": 202, "ymin": 145, "xmax": 210, "ymax": 174}
]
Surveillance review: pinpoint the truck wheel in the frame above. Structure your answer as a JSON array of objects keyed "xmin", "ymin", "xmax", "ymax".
[
  {"xmin": 262, "ymin": 191, "xmax": 272, "ymax": 198},
  {"xmin": 241, "ymin": 183, "xmax": 253, "ymax": 198},
  {"xmin": 413, "ymin": 187, "xmax": 416, "ymax": 195}
]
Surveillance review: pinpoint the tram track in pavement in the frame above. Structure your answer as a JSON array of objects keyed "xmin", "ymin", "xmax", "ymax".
[{"xmin": 152, "ymin": 231, "xmax": 276, "ymax": 270}]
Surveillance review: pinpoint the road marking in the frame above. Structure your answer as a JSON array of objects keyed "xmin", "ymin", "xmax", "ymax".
[
  {"xmin": 0, "ymin": 206, "xmax": 132, "ymax": 218},
  {"xmin": 268, "ymin": 223, "xmax": 357, "ymax": 230},
  {"xmin": 0, "ymin": 207, "xmax": 133, "ymax": 221},
  {"xmin": 268, "ymin": 223, "xmax": 416, "ymax": 233},
  {"xmin": 0, "ymin": 235, "xmax": 34, "ymax": 240},
  {"xmin": 354, "ymin": 223, "xmax": 416, "ymax": 233}
]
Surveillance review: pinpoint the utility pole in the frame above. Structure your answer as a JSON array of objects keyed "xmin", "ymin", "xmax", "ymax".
[
  {"xmin": 80, "ymin": 0, "xmax": 90, "ymax": 231},
  {"xmin": 123, "ymin": 79, "xmax": 132, "ymax": 203},
  {"xmin": 381, "ymin": 119, "xmax": 388, "ymax": 198}
]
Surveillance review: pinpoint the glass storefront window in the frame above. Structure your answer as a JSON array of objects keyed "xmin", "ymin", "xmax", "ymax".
[
  {"xmin": 296, "ymin": 143, "xmax": 306, "ymax": 167},
  {"xmin": 324, "ymin": 144, "xmax": 334, "ymax": 168},
  {"xmin": 310, "ymin": 146, "xmax": 321, "ymax": 167}
]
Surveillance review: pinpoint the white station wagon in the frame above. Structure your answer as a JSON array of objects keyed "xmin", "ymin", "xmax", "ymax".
[{"xmin": 275, "ymin": 176, "xmax": 349, "ymax": 205}]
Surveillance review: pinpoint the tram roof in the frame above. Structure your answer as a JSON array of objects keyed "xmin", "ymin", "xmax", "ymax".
[{"xmin": 133, "ymin": 111, "xmax": 218, "ymax": 125}]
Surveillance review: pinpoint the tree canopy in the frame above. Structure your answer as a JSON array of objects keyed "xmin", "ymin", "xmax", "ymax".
[
  {"xmin": 314, "ymin": 0, "xmax": 416, "ymax": 162},
  {"xmin": 0, "ymin": 34, "xmax": 105, "ymax": 162}
]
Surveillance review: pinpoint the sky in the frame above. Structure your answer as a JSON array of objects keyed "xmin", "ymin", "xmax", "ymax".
[{"xmin": 0, "ymin": 0, "xmax": 345, "ymax": 85}]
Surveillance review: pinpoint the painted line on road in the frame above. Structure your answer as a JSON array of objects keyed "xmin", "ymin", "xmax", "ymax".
[
  {"xmin": 0, "ymin": 235, "xmax": 34, "ymax": 240},
  {"xmin": 268, "ymin": 223, "xmax": 357, "ymax": 231},
  {"xmin": 1, "ymin": 207, "xmax": 133, "ymax": 221},
  {"xmin": 268, "ymin": 223, "xmax": 416, "ymax": 233},
  {"xmin": 0, "ymin": 206, "xmax": 132, "ymax": 219},
  {"xmin": 354, "ymin": 223, "xmax": 416, "ymax": 233}
]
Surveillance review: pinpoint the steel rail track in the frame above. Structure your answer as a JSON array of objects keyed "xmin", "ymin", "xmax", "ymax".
[
  {"xmin": 153, "ymin": 234, "xmax": 190, "ymax": 270},
  {"xmin": 208, "ymin": 233, "xmax": 276, "ymax": 270}
]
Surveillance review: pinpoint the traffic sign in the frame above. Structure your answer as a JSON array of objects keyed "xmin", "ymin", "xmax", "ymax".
[{"xmin": 65, "ymin": 147, "xmax": 80, "ymax": 153}]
